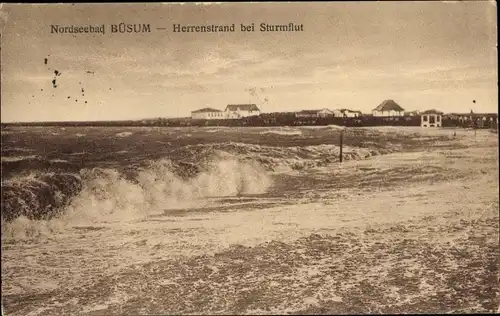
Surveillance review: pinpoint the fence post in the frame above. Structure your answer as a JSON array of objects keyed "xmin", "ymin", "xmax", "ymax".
[{"xmin": 339, "ymin": 129, "xmax": 344, "ymax": 163}]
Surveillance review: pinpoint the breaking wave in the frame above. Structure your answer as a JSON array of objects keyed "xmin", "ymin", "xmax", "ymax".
[
  {"xmin": 1, "ymin": 154, "xmax": 272, "ymax": 238},
  {"xmin": 176, "ymin": 142, "xmax": 390, "ymax": 172},
  {"xmin": 2, "ymin": 172, "xmax": 83, "ymax": 222},
  {"xmin": 1, "ymin": 140, "xmax": 398, "ymax": 239}
]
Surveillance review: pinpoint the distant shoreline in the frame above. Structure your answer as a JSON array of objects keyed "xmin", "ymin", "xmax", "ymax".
[{"xmin": 1, "ymin": 114, "xmax": 497, "ymax": 129}]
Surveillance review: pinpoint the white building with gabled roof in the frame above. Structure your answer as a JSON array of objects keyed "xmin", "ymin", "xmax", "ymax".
[
  {"xmin": 225, "ymin": 104, "xmax": 261, "ymax": 119},
  {"xmin": 191, "ymin": 107, "xmax": 224, "ymax": 119},
  {"xmin": 295, "ymin": 108, "xmax": 334, "ymax": 118},
  {"xmin": 372, "ymin": 100, "xmax": 405, "ymax": 117},
  {"xmin": 339, "ymin": 108, "xmax": 362, "ymax": 117}
]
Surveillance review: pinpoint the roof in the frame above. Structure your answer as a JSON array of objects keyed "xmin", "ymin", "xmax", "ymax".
[
  {"xmin": 340, "ymin": 108, "xmax": 362, "ymax": 113},
  {"xmin": 446, "ymin": 112, "xmax": 497, "ymax": 116},
  {"xmin": 297, "ymin": 109, "xmax": 334, "ymax": 114},
  {"xmin": 373, "ymin": 100, "xmax": 405, "ymax": 112},
  {"xmin": 297, "ymin": 110, "xmax": 322, "ymax": 114},
  {"xmin": 191, "ymin": 107, "xmax": 222, "ymax": 113},
  {"xmin": 421, "ymin": 109, "xmax": 444, "ymax": 115},
  {"xmin": 225, "ymin": 104, "xmax": 260, "ymax": 112}
]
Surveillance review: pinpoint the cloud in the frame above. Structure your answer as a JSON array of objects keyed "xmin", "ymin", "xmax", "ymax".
[{"xmin": 1, "ymin": 2, "xmax": 497, "ymax": 122}]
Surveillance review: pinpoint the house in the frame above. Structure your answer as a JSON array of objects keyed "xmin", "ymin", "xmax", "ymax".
[
  {"xmin": 225, "ymin": 104, "xmax": 261, "ymax": 119},
  {"xmin": 421, "ymin": 109, "xmax": 443, "ymax": 128},
  {"xmin": 191, "ymin": 107, "xmax": 224, "ymax": 119},
  {"xmin": 444, "ymin": 112, "xmax": 497, "ymax": 122},
  {"xmin": 444, "ymin": 112, "xmax": 498, "ymax": 128},
  {"xmin": 444, "ymin": 113, "xmax": 475, "ymax": 122},
  {"xmin": 295, "ymin": 108, "xmax": 333, "ymax": 118},
  {"xmin": 331, "ymin": 109, "xmax": 343, "ymax": 117},
  {"xmin": 340, "ymin": 109, "xmax": 362, "ymax": 118},
  {"xmin": 372, "ymin": 100, "xmax": 405, "ymax": 117}
]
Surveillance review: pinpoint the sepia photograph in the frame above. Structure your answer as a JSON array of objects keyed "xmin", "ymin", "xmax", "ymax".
[{"xmin": 0, "ymin": 2, "xmax": 498, "ymax": 315}]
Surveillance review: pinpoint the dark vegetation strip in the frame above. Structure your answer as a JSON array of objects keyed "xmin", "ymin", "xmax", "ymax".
[{"xmin": 1, "ymin": 115, "xmax": 497, "ymax": 129}]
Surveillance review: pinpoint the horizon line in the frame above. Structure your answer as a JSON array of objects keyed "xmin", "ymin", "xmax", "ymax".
[{"xmin": 1, "ymin": 111, "xmax": 498, "ymax": 125}]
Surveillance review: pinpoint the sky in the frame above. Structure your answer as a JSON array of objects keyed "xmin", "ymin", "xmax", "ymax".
[{"xmin": 0, "ymin": 2, "xmax": 497, "ymax": 122}]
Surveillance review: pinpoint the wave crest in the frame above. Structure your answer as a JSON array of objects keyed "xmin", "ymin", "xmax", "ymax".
[
  {"xmin": 2, "ymin": 154, "xmax": 273, "ymax": 238},
  {"xmin": 178, "ymin": 142, "xmax": 385, "ymax": 173},
  {"xmin": 1, "ymin": 172, "xmax": 83, "ymax": 222}
]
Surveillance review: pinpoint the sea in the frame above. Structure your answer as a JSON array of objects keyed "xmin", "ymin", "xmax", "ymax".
[{"xmin": 1, "ymin": 125, "xmax": 498, "ymax": 315}]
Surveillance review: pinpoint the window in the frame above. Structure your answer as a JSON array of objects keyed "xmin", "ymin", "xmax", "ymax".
[
  {"xmin": 437, "ymin": 115, "xmax": 441, "ymax": 122},
  {"xmin": 423, "ymin": 115, "xmax": 428, "ymax": 122},
  {"xmin": 430, "ymin": 115, "xmax": 435, "ymax": 124}
]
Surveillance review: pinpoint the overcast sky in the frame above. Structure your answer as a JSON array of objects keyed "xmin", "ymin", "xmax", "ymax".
[{"xmin": 0, "ymin": 2, "xmax": 497, "ymax": 122}]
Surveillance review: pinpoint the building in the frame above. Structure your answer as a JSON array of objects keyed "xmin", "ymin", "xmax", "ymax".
[
  {"xmin": 444, "ymin": 112, "xmax": 497, "ymax": 122},
  {"xmin": 295, "ymin": 108, "xmax": 333, "ymax": 118},
  {"xmin": 372, "ymin": 100, "xmax": 405, "ymax": 117},
  {"xmin": 444, "ymin": 112, "xmax": 498, "ymax": 128},
  {"xmin": 191, "ymin": 107, "xmax": 224, "ymax": 119},
  {"xmin": 225, "ymin": 104, "xmax": 261, "ymax": 119},
  {"xmin": 339, "ymin": 109, "xmax": 362, "ymax": 117},
  {"xmin": 421, "ymin": 109, "xmax": 443, "ymax": 128},
  {"xmin": 331, "ymin": 109, "xmax": 343, "ymax": 117}
]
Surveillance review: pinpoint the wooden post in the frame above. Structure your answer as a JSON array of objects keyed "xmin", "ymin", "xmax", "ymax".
[{"xmin": 339, "ymin": 129, "xmax": 344, "ymax": 163}]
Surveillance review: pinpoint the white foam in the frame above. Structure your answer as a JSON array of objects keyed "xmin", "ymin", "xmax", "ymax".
[
  {"xmin": 2, "ymin": 154, "xmax": 273, "ymax": 238},
  {"xmin": 2, "ymin": 137, "xmax": 498, "ymax": 315},
  {"xmin": 260, "ymin": 129, "xmax": 303, "ymax": 136},
  {"xmin": 3, "ymin": 147, "xmax": 34, "ymax": 153},
  {"xmin": 50, "ymin": 159, "xmax": 69, "ymax": 163},
  {"xmin": 1, "ymin": 155, "xmax": 42, "ymax": 162},
  {"xmin": 115, "ymin": 132, "xmax": 133, "ymax": 138}
]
